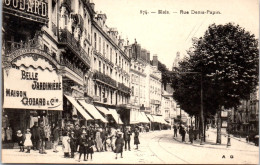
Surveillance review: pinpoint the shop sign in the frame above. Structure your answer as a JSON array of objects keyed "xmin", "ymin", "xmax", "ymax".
[
  {"xmin": 3, "ymin": 0, "xmax": 48, "ymax": 24},
  {"xmin": 3, "ymin": 64, "xmax": 63, "ymax": 110}
]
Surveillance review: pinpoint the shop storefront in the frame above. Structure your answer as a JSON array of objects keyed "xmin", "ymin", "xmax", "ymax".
[{"xmin": 2, "ymin": 48, "xmax": 63, "ymax": 148}]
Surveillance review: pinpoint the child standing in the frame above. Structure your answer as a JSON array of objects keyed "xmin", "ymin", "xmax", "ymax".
[
  {"xmin": 17, "ymin": 130, "xmax": 24, "ymax": 152},
  {"xmin": 86, "ymin": 136, "xmax": 95, "ymax": 161},
  {"xmin": 62, "ymin": 132, "xmax": 71, "ymax": 158},
  {"xmin": 24, "ymin": 129, "xmax": 33, "ymax": 153},
  {"xmin": 114, "ymin": 132, "xmax": 124, "ymax": 159}
]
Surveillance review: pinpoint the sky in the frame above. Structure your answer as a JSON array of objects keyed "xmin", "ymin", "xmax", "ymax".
[{"xmin": 92, "ymin": 0, "xmax": 259, "ymax": 69}]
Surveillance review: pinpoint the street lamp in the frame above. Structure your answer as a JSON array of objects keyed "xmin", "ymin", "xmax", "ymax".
[{"xmin": 174, "ymin": 71, "xmax": 204, "ymax": 145}]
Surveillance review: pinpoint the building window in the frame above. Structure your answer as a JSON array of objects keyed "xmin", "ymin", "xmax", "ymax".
[
  {"xmin": 94, "ymin": 33, "xmax": 97, "ymax": 49},
  {"xmin": 116, "ymin": 53, "xmax": 118, "ymax": 64},
  {"xmin": 99, "ymin": 36, "xmax": 101, "ymax": 52},
  {"xmin": 103, "ymin": 64, "xmax": 106, "ymax": 74},
  {"xmin": 101, "ymin": 41, "xmax": 104, "ymax": 56},
  {"xmin": 99, "ymin": 61, "xmax": 101, "ymax": 72},
  {"xmin": 94, "ymin": 84, "xmax": 97, "ymax": 96},
  {"xmin": 110, "ymin": 48, "xmax": 112, "ymax": 61},
  {"xmin": 111, "ymin": 91, "xmax": 113, "ymax": 104},
  {"xmin": 94, "ymin": 57, "xmax": 96, "ymax": 70},
  {"xmin": 110, "ymin": 68, "xmax": 112, "ymax": 76},
  {"xmin": 119, "ymin": 56, "xmax": 121, "ymax": 67},
  {"xmin": 106, "ymin": 45, "xmax": 109, "ymax": 58}
]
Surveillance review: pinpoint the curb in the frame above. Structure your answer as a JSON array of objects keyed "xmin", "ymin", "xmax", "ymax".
[{"xmin": 172, "ymin": 136, "xmax": 258, "ymax": 152}]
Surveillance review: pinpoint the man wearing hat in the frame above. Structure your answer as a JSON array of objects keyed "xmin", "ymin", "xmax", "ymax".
[
  {"xmin": 53, "ymin": 125, "xmax": 60, "ymax": 153},
  {"xmin": 74, "ymin": 124, "xmax": 81, "ymax": 152},
  {"xmin": 38, "ymin": 122, "xmax": 47, "ymax": 154},
  {"xmin": 124, "ymin": 126, "xmax": 132, "ymax": 151},
  {"xmin": 78, "ymin": 130, "xmax": 88, "ymax": 162},
  {"xmin": 70, "ymin": 131, "xmax": 76, "ymax": 158},
  {"xmin": 31, "ymin": 122, "xmax": 39, "ymax": 150}
]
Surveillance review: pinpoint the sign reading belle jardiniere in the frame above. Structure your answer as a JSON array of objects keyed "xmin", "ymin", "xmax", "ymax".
[{"xmin": 3, "ymin": 64, "xmax": 63, "ymax": 110}]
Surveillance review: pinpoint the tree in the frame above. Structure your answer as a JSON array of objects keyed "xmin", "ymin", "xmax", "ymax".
[
  {"xmin": 172, "ymin": 23, "xmax": 259, "ymax": 144},
  {"xmin": 158, "ymin": 60, "xmax": 172, "ymax": 89}
]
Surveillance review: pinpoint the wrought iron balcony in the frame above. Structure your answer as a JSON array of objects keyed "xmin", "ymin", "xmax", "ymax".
[
  {"xmin": 118, "ymin": 82, "xmax": 131, "ymax": 94},
  {"xmin": 93, "ymin": 71, "xmax": 117, "ymax": 88},
  {"xmin": 58, "ymin": 28, "xmax": 90, "ymax": 68},
  {"xmin": 60, "ymin": 57, "xmax": 84, "ymax": 78}
]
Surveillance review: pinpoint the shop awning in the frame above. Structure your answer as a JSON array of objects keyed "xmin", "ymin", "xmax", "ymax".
[
  {"xmin": 151, "ymin": 115, "xmax": 161, "ymax": 123},
  {"xmin": 78, "ymin": 100, "xmax": 108, "ymax": 123},
  {"xmin": 95, "ymin": 106, "xmax": 111, "ymax": 115},
  {"xmin": 146, "ymin": 114, "xmax": 154, "ymax": 122},
  {"xmin": 130, "ymin": 110, "xmax": 139, "ymax": 124},
  {"xmin": 64, "ymin": 95, "xmax": 93, "ymax": 120},
  {"xmin": 108, "ymin": 108, "xmax": 123, "ymax": 124},
  {"xmin": 138, "ymin": 112, "xmax": 150, "ymax": 123}
]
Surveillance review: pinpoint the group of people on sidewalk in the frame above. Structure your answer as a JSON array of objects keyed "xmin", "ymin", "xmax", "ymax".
[
  {"xmin": 16, "ymin": 122, "xmax": 48, "ymax": 154},
  {"xmin": 16, "ymin": 122, "xmax": 141, "ymax": 161},
  {"xmin": 173, "ymin": 125, "xmax": 198, "ymax": 144}
]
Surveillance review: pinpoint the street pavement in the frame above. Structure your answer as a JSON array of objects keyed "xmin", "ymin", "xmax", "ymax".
[{"xmin": 1, "ymin": 129, "xmax": 259, "ymax": 164}]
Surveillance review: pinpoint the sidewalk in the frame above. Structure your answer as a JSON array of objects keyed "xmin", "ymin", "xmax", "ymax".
[{"xmin": 173, "ymin": 128, "xmax": 259, "ymax": 152}]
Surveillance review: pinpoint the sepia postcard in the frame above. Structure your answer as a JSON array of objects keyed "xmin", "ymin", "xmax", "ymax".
[{"xmin": 1, "ymin": 0, "xmax": 259, "ymax": 164}]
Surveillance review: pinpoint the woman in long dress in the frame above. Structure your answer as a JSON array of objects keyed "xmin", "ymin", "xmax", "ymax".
[
  {"xmin": 134, "ymin": 127, "xmax": 140, "ymax": 149},
  {"xmin": 114, "ymin": 132, "xmax": 124, "ymax": 159},
  {"xmin": 95, "ymin": 131, "xmax": 103, "ymax": 152},
  {"xmin": 24, "ymin": 129, "xmax": 33, "ymax": 153}
]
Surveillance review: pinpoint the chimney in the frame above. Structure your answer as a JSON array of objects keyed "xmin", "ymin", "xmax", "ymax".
[
  {"xmin": 90, "ymin": 3, "xmax": 95, "ymax": 10},
  {"xmin": 152, "ymin": 55, "xmax": 158, "ymax": 67},
  {"xmin": 147, "ymin": 51, "xmax": 150, "ymax": 63}
]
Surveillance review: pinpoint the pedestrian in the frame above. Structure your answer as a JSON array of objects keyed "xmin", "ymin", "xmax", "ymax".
[
  {"xmin": 62, "ymin": 131, "xmax": 71, "ymax": 158},
  {"xmin": 95, "ymin": 129, "xmax": 102, "ymax": 152},
  {"xmin": 52, "ymin": 125, "xmax": 59, "ymax": 153},
  {"xmin": 74, "ymin": 124, "xmax": 81, "ymax": 152},
  {"xmin": 189, "ymin": 126, "xmax": 194, "ymax": 144},
  {"xmin": 86, "ymin": 136, "xmax": 95, "ymax": 161},
  {"xmin": 24, "ymin": 129, "xmax": 33, "ymax": 153},
  {"xmin": 173, "ymin": 125, "xmax": 177, "ymax": 137},
  {"xmin": 17, "ymin": 130, "xmax": 24, "ymax": 152},
  {"xmin": 100, "ymin": 127, "xmax": 107, "ymax": 151},
  {"xmin": 115, "ymin": 132, "xmax": 124, "ymax": 159},
  {"xmin": 70, "ymin": 131, "xmax": 76, "ymax": 158},
  {"xmin": 78, "ymin": 130, "xmax": 87, "ymax": 162},
  {"xmin": 6, "ymin": 126, "xmax": 13, "ymax": 142},
  {"xmin": 31, "ymin": 122, "xmax": 39, "ymax": 150},
  {"xmin": 38, "ymin": 122, "xmax": 47, "ymax": 154},
  {"xmin": 124, "ymin": 126, "xmax": 131, "ymax": 151},
  {"xmin": 134, "ymin": 127, "xmax": 140, "ymax": 149},
  {"xmin": 110, "ymin": 127, "xmax": 116, "ymax": 151},
  {"xmin": 2, "ymin": 127, "xmax": 5, "ymax": 142},
  {"xmin": 181, "ymin": 126, "xmax": 186, "ymax": 142}
]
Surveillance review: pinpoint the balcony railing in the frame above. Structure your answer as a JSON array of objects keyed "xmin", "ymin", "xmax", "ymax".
[
  {"xmin": 93, "ymin": 71, "xmax": 117, "ymax": 88},
  {"xmin": 118, "ymin": 82, "xmax": 131, "ymax": 94},
  {"xmin": 58, "ymin": 28, "xmax": 90, "ymax": 68},
  {"xmin": 60, "ymin": 57, "xmax": 84, "ymax": 78},
  {"xmin": 4, "ymin": 39, "xmax": 39, "ymax": 55}
]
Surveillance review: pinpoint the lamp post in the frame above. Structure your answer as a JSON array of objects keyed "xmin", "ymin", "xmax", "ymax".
[{"xmin": 174, "ymin": 71, "xmax": 204, "ymax": 145}]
